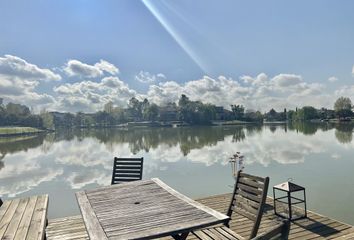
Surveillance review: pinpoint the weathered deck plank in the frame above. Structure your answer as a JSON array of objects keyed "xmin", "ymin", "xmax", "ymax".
[
  {"xmin": 0, "ymin": 194, "xmax": 48, "ymax": 240},
  {"xmin": 46, "ymin": 193, "xmax": 354, "ymax": 240}
]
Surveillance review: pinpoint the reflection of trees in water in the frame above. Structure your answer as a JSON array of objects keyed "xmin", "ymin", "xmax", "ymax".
[
  {"xmin": 335, "ymin": 123, "xmax": 354, "ymax": 132},
  {"xmin": 41, "ymin": 133, "xmax": 56, "ymax": 153},
  {"xmin": 265, "ymin": 124, "xmax": 289, "ymax": 134},
  {"xmin": 0, "ymin": 134, "xmax": 46, "ymax": 158},
  {"xmin": 2, "ymin": 122, "xmax": 354, "ymax": 161},
  {"xmin": 179, "ymin": 127, "xmax": 225, "ymax": 155},
  {"xmin": 335, "ymin": 130, "xmax": 352, "ymax": 144},
  {"xmin": 245, "ymin": 125, "xmax": 262, "ymax": 137},
  {"xmin": 288, "ymin": 122, "xmax": 335, "ymax": 135},
  {"xmin": 54, "ymin": 126, "xmax": 248, "ymax": 156},
  {"xmin": 0, "ymin": 134, "xmax": 46, "ymax": 171},
  {"xmin": 229, "ymin": 127, "xmax": 246, "ymax": 143},
  {"xmin": 269, "ymin": 125, "xmax": 277, "ymax": 133},
  {"xmin": 334, "ymin": 123, "xmax": 354, "ymax": 144},
  {"xmin": 286, "ymin": 121, "xmax": 354, "ymax": 144},
  {"xmin": 0, "ymin": 159, "xmax": 4, "ymax": 170}
]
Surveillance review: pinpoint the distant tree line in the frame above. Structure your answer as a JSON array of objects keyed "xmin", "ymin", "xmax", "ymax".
[
  {"xmin": 0, "ymin": 98, "xmax": 53, "ymax": 129},
  {"xmin": 1, "ymin": 96, "xmax": 353, "ymax": 129}
]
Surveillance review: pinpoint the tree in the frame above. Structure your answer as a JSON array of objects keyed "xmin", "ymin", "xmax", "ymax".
[
  {"xmin": 302, "ymin": 106, "xmax": 318, "ymax": 120},
  {"xmin": 63, "ymin": 113, "xmax": 75, "ymax": 127},
  {"xmin": 244, "ymin": 111, "xmax": 263, "ymax": 123},
  {"xmin": 334, "ymin": 97, "xmax": 352, "ymax": 111},
  {"xmin": 143, "ymin": 104, "xmax": 159, "ymax": 121},
  {"xmin": 128, "ymin": 97, "xmax": 142, "ymax": 120},
  {"xmin": 194, "ymin": 103, "xmax": 216, "ymax": 124},
  {"xmin": 287, "ymin": 110, "xmax": 296, "ymax": 120},
  {"xmin": 6, "ymin": 102, "xmax": 30, "ymax": 117},
  {"xmin": 291, "ymin": 106, "xmax": 318, "ymax": 121},
  {"xmin": 22, "ymin": 115, "xmax": 42, "ymax": 128},
  {"xmin": 334, "ymin": 97, "xmax": 353, "ymax": 118},
  {"xmin": 178, "ymin": 94, "xmax": 190, "ymax": 107},
  {"xmin": 0, "ymin": 99, "xmax": 5, "ymax": 125},
  {"xmin": 40, "ymin": 110, "xmax": 54, "ymax": 129},
  {"xmin": 230, "ymin": 105, "xmax": 245, "ymax": 120},
  {"xmin": 141, "ymin": 99, "xmax": 151, "ymax": 121},
  {"xmin": 112, "ymin": 107, "xmax": 126, "ymax": 123},
  {"xmin": 94, "ymin": 111, "xmax": 109, "ymax": 126},
  {"xmin": 178, "ymin": 95, "xmax": 193, "ymax": 122},
  {"xmin": 177, "ymin": 95, "xmax": 216, "ymax": 124}
]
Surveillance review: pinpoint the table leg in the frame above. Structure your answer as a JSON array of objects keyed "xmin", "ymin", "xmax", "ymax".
[{"xmin": 172, "ymin": 232, "xmax": 189, "ymax": 240}]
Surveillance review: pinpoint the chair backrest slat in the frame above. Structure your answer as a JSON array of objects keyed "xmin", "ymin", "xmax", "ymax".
[
  {"xmin": 226, "ymin": 171, "xmax": 269, "ymax": 239},
  {"xmin": 111, "ymin": 157, "xmax": 144, "ymax": 185}
]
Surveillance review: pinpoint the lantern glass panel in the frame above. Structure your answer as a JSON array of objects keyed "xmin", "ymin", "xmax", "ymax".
[
  {"xmin": 274, "ymin": 189, "xmax": 290, "ymax": 219},
  {"xmin": 291, "ymin": 201, "xmax": 306, "ymax": 220},
  {"xmin": 274, "ymin": 197, "xmax": 290, "ymax": 218},
  {"xmin": 289, "ymin": 190, "xmax": 307, "ymax": 219}
]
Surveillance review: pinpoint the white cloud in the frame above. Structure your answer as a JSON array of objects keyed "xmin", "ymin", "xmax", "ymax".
[
  {"xmin": 145, "ymin": 74, "xmax": 331, "ymax": 111},
  {"xmin": 53, "ymin": 76, "xmax": 137, "ymax": 112},
  {"xmin": 135, "ymin": 71, "xmax": 166, "ymax": 83},
  {"xmin": 334, "ymin": 85, "xmax": 354, "ymax": 98},
  {"xmin": 0, "ymin": 55, "xmax": 59, "ymax": 110},
  {"xmin": 64, "ymin": 59, "xmax": 118, "ymax": 78},
  {"xmin": 94, "ymin": 60, "xmax": 119, "ymax": 75},
  {"xmin": 240, "ymin": 73, "xmax": 267, "ymax": 86},
  {"xmin": 66, "ymin": 170, "xmax": 111, "ymax": 189},
  {"xmin": 328, "ymin": 76, "xmax": 338, "ymax": 82},
  {"xmin": 157, "ymin": 73, "xmax": 166, "ymax": 78},
  {"xmin": 146, "ymin": 81, "xmax": 184, "ymax": 106},
  {"xmin": 271, "ymin": 74, "xmax": 302, "ymax": 87},
  {"xmin": 0, "ymin": 55, "xmax": 61, "ymax": 81}
]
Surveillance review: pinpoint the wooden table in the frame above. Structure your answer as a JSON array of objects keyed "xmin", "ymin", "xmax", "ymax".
[
  {"xmin": 76, "ymin": 178, "xmax": 229, "ymax": 240},
  {"xmin": 0, "ymin": 194, "xmax": 48, "ymax": 240}
]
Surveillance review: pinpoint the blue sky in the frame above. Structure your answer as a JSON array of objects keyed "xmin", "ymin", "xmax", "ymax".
[{"xmin": 0, "ymin": 0, "xmax": 354, "ymax": 112}]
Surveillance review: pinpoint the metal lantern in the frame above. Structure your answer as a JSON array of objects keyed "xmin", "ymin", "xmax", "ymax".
[{"xmin": 273, "ymin": 181, "xmax": 307, "ymax": 221}]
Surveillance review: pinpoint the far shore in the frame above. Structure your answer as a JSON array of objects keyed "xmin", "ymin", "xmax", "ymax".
[
  {"xmin": 1, "ymin": 118, "xmax": 352, "ymax": 136},
  {"xmin": 0, "ymin": 126, "xmax": 47, "ymax": 137}
]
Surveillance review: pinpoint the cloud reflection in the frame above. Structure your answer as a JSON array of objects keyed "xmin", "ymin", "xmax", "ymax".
[{"xmin": 0, "ymin": 124, "xmax": 352, "ymax": 197}]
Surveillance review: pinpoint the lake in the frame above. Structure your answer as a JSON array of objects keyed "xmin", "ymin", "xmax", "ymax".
[{"xmin": 0, "ymin": 123, "xmax": 353, "ymax": 224}]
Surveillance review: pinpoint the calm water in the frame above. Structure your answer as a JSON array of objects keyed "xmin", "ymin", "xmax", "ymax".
[{"xmin": 0, "ymin": 123, "xmax": 354, "ymax": 224}]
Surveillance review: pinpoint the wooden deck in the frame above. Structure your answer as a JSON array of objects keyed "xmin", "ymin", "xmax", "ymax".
[
  {"xmin": 0, "ymin": 194, "xmax": 49, "ymax": 240},
  {"xmin": 46, "ymin": 193, "xmax": 354, "ymax": 240}
]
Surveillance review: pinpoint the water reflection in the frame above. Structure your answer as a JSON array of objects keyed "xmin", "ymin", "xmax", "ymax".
[
  {"xmin": 0, "ymin": 123, "xmax": 353, "ymax": 223},
  {"xmin": 0, "ymin": 134, "xmax": 46, "ymax": 159}
]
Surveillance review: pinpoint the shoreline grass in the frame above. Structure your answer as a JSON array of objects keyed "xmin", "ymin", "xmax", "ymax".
[{"xmin": 0, "ymin": 126, "xmax": 44, "ymax": 136}]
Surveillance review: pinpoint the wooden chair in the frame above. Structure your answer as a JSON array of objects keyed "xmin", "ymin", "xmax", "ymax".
[
  {"xmin": 192, "ymin": 171, "xmax": 290, "ymax": 240},
  {"xmin": 111, "ymin": 157, "xmax": 144, "ymax": 185}
]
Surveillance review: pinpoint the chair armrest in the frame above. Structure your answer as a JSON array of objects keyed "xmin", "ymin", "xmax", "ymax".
[{"xmin": 251, "ymin": 220, "xmax": 290, "ymax": 240}]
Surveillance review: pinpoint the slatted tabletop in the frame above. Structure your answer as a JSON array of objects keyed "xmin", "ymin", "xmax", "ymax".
[
  {"xmin": 75, "ymin": 178, "xmax": 229, "ymax": 240},
  {"xmin": 0, "ymin": 194, "xmax": 48, "ymax": 240}
]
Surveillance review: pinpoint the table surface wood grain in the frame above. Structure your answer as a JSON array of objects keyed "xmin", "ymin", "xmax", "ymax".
[{"xmin": 76, "ymin": 178, "xmax": 229, "ymax": 240}]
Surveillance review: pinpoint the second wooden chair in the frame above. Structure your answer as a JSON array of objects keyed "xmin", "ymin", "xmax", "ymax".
[
  {"xmin": 192, "ymin": 171, "xmax": 289, "ymax": 240},
  {"xmin": 111, "ymin": 157, "xmax": 144, "ymax": 185}
]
